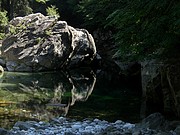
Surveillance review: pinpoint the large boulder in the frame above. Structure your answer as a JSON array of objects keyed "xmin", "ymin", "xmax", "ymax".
[{"xmin": 1, "ymin": 13, "xmax": 96, "ymax": 72}]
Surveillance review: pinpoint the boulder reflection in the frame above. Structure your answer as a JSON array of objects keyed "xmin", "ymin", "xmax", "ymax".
[{"xmin": 0, "ymin": 69, "xmax": 96, "ymax": 124}]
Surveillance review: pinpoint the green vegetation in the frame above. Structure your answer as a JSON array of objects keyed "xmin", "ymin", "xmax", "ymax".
[
  {"xmin": 0, "ymin": 0, "xmax": 32, "ymax": 19},
  {"xmin": 8, "ymin": 25, "xmax": 16, "ymax": 35},
  {"xmin": 45, "ymin": 29, "xmax": 52, "ymax": 36},
  {"xmin": 36, "ymin": 0, "xmax": 49, "ymax": 4},
  {"xmin": 36, "ymin": 37, "xmax": 43, "ymax": 44},
  {"xmin": 46, "ymin": 5, "xmax": 60, "ymax": 18},
  {"xmin": 0, "ymin": 10, "xmax": 8, "ymax": 39},
  {"xmin": 108, "ymin": 0, "xmax": 180, "ymax": 60},
  {"xmin": 78, "ymin": 0, "xmax": 180, "ymax": 60},
  {"xmin": 7, "ymin": 23, "xmax": 27, "ymax": 35}
]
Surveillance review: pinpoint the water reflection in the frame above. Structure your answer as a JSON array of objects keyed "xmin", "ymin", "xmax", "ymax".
[
  {"xmin": 0, "ymin": 68, "xmax": 143, "ymax": 129},
  {"xmin": 0, "ymin": 69, "xmax": 96, "ymax": 128}
]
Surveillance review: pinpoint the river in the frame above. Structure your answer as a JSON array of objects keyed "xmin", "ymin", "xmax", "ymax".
[{"xmin": 0, "ymin": 68, "xmax": 142, "ymax": 129}]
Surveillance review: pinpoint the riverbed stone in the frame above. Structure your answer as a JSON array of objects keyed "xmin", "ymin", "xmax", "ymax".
[
  {"xmin": 13, "ymin": 122, "xmax": 31, "ymax": 131},
  {"xmin": 0, "ymin": 128, "xmax": 9, "ymax": 135},
  {"xmin": 5, "ymin": 113, "xmax": 178, "ymax": 135},
  {"xmin": 137, "ymin": 113, "xmax": 165, "ymax": 130},
  {"xmin": 71, "ymin": 124, "xmax": 82, "ymax": 130},
  {"xmin": 174, "ymin": 125, "xmax": 180, "ymax": 134}
]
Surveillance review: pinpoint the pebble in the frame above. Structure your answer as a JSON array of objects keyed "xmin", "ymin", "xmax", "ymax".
[
  {"xmin": 71, "ymin": 124, "xmax": 82, "ymax": 130},
  {"xmin": 123, "ymin": 123, "xmax": 135, "ymax": 129},
  {"xmin": 0, "ymin": 117, "xmax": 176, "ymax": 135}
]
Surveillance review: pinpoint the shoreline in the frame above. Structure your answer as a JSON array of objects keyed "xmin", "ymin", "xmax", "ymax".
[{"xmin": 0, "ymin": 113, "xmax": 180, "ymax": 135}]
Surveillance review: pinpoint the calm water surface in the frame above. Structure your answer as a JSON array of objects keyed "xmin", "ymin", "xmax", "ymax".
[{"xmin": 0, "ymin": 69, "xmax": 142, "ymax": 129}]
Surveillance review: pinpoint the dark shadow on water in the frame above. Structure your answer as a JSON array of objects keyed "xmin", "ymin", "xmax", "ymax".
[{"xmin": 67, "ymin": 70, "xmax": 142, "ymax": 123}]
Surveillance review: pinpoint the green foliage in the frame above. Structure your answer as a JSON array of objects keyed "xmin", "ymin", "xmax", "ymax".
[
  {"xmin": 78, "ymin": 0, "xmax": 118, "ymax": 29},
  {"xmin": 0, "ymin": 10, "xmax": 8, "ymax": 39},
  {"xmin": 45, "ymin": 0, "xmax": 82, "ymax": 27},
  {"xmin": 36, "ymin": 0, "xmax": 49, "ymax": 4},
  {"xmin": 46, "ymin": 5, "xmax": 60, "ymax": 18},
  {"xmin": 0, "ymin": 0, "xmax": 32, "ymax": 19},
  {"xmin": 13, "ymin": 0, "xmax": 33, "ymax": 18},
  {"xmin": 36, "ymin": 37, "xmax": 43, "ymax": 44},
  {"xmin": 45, "ymin": 29, "xmax": 52, "ymax": 36},
  {"xmin": 78, "ymin": 0, "xmax": 180, "ymax": 60},
  {"xmin": 0, "ymin": 33, "xmax": 5, "ymax": 40},
  {"xmin": 107, "ymin": 0, "xmax": 180, "ymax": 60},
  {"xmin": 7, "ymin": 23, "xmax": 27, "ymax": 36},
  {"xmin": 9, "ymin": 25, "xmax": 17, "ymax": 35},
  {"xmin": 0, "ymin": 11, "xmax": 8, "ymax": 27}
]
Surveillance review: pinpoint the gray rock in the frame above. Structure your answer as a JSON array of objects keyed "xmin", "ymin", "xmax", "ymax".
[
  {"xmin": 132, "ymin": 130, "xmax": 141, "ymax": 135},
  {"xmin": 13, "ymin": 121, "xmax": 38, "ymax": 130},
  {"xmin": 5, "ymin": 114, "xmax": 178, "ymax": 135},
  {"xmin": 137, "ymin": 113, "xmax": 165, "ymax": 130},
  {"xmin": 174, "ymin": 125, "xmax": 180, "ymax": 134},
  {"xmin": 1, "ymin": 13, "xmax": 96, "ymax": 72},
  {"xmin": 64, "ymin": 132, "xmax": 77, "ymax": 135},
  {"xmin": 71, "ymin": 124, "xmax": 82, "ymax": 130},
  {"xmin": 0, "ymin": 58, "xmax": 6, "ymax": 67},
  {"xmin": 0, "ymin": 128, "xmax": 9, "ymax": 135}
]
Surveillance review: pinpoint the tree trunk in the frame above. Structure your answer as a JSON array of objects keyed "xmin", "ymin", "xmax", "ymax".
[{"xmin": 9, "ymin": 0, "xmax": 14, "ymax": 19}]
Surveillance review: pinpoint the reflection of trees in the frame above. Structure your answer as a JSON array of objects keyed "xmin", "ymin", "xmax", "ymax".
[{"xmin": 0, "ymin": 69, "xmax": 96, "ymax": 122}]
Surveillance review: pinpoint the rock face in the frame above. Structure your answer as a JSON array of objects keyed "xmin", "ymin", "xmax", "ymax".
[
  {"xmin": 1, "ymin": 13, "xmax": 96, "ymax": 72},
  {"xmin": 141, "ymin": 59, "xmax": 180, "ymax": 118},
  {"xmin": 111, "ymin": 58, "xmax": 180, "ymax": 120}
]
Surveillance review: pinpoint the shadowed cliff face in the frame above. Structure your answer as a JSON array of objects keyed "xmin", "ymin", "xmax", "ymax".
[
  {"xmin": 92, "ymin": 55, "xmax": 180, "ymax": 120},
  {"xmin": 141, "ymin": 60, "xmax": 180, "ymax": 119},
  {"xmin": 1, "ymin": 13, "xmax": 96, "ymax": 72}
]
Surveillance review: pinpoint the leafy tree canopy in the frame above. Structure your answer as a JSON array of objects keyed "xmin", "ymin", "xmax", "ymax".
[{"xmin": 78, "ymin": 0, "xmax": 180, "ymax": 61}]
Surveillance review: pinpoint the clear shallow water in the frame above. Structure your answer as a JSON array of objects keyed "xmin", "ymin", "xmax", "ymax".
[{"xmin": 0, "ymin": 69, "xmax": 142, "ymax": 129}]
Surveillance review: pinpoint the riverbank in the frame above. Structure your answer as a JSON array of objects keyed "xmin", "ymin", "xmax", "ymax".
[{"xmin": 0, "ymin": 113, "xmax": 180, "ymax": 135}]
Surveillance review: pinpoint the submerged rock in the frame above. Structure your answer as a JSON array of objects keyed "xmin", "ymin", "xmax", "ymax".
[{"xmin": 1, "ymin": 13, "xmax": 96, "ymax": 72}]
